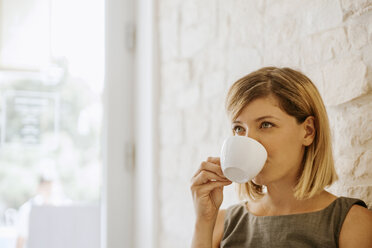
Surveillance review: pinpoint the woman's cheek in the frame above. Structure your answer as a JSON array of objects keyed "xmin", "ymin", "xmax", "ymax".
[{"xmin": 260, "ymin": 142, "xmax": 272, "ymax": 158}]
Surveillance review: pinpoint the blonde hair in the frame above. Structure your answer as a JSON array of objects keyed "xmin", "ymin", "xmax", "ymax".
[{"xmin": 225, "ymin": 67, "xmax": 338, "ymax": 200}]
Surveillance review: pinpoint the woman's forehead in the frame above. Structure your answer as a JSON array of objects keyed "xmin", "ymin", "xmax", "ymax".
[{"xmin": 235, "ymin": 96, "xmax": 288, "ymax": 121}]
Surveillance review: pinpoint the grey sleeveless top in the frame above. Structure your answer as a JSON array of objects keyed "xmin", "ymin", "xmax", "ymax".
[{"xmin": 221, "ymin": 197, "xmax": 367, "ymax": 248}]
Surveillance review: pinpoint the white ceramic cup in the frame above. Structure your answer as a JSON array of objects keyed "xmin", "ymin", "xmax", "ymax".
[{"xmin": 220, "ymin": 136, "xmax": 267, "ymax": 183}]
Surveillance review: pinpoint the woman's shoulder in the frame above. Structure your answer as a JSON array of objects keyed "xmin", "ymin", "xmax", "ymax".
[
  {"xmin": 212, "ymin": 209, "xmax": 226, "ymax": 248},
  {"xmin": 339, "ymin": 201, "xmax": 372, "ymax": 247},
  {"xmin": 212, "ymin": 203, "xmax": 246, "ymax": 248},
  {"xmin": 225, "ymin": 202, "xmax": 247, "ymax": 215}
]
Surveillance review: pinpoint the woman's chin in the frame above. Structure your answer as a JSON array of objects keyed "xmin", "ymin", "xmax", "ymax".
[{"xmin": 253, "ymin": 162, "xmax": 269, "ymax": 185}]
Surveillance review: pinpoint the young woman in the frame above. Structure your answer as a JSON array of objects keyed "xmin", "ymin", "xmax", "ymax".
[{"xmin": 190, "ymin": 67, "xmax": 372, "ymax": 247}]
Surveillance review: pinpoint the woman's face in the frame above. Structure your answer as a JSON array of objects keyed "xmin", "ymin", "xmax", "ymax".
[{"xmin": 232, "ymin": 95, "xmax": 313, "ymax": 186}]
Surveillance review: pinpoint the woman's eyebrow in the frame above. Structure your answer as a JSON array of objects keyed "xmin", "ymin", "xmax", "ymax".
[
  {"xmin": 254, "ymin": 115, "xmax": 279, "ymax": 122},
  {"xmin": 232, "ymin": 116, "xmax": 279, "ymax": 124},
  {"xmin": 232, "ymin": 120, "xmax": 243, "ymax": 124}
]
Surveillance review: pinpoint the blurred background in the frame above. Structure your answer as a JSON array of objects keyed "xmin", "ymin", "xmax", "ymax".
[
  {"xmin": 0, "ymin": 0, "xmax": 372, "ymax": 248},
  {"xmin": 0, "ymin": 0, "xmax": 103, "ymax": 247}
]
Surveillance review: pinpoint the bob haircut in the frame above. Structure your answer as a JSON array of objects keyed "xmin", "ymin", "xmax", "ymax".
[{"xmin": 225, "ymin": 67, "xmax": 338, "ymax": 200}]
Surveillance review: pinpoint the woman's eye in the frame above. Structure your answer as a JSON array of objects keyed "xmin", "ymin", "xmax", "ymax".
[
  {"xmin": 233, "ymin": 126, "xmax": 245, "ymax": 134},
  {"xmin": 261, "ymin": 122, "xmax": 273, "ymax": 129}
]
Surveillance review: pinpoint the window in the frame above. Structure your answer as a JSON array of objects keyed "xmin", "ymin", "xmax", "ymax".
[{"xmin": 0, "ymin": 0, "xmax": 104, "ymax": 247}]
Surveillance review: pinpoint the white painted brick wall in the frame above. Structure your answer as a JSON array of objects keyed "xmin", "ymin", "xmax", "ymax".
[{"xmin": 156, "ymin": 1, "xmax": 372, "ymax": 247}]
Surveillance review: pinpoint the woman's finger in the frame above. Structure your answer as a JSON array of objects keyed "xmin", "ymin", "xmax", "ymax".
[
  {"xmin": 206, "ymin": 157, "xmax": 220, "ymax": 165},
  {"xmin": 191, "ymin": 180, "xmax": 232, "ymax": 197},
  {"xmin": 192, "ymin": 160, "xmax": 225, "ymax": 179},
  {"xmin": 191, "ymin": 170, "xmax": 229, "ymax": 186}
]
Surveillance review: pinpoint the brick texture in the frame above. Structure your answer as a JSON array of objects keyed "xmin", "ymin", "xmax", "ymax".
[{"xmin": 156, "ymin": 1, "xmax": 372, "ymax": 247}]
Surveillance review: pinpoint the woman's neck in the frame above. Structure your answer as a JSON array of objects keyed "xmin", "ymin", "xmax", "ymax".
[
  {"xmin": 249, "ymin": 182, "xmax": 336, "ymax": 216},
  {"xmin": 262, "ymin": 182, "xmax": 303, "ymax": 215}
]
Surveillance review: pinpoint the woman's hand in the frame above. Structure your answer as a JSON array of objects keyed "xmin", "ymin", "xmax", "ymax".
[{"xmin": 190, "ymin": 157, "xmax": 232, "ymax": 222}]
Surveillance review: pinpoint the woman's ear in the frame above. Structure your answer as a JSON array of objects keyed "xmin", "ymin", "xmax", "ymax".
[{"xmin": 302, "ymin": 116, "xmax": 316, "ymax": 146}]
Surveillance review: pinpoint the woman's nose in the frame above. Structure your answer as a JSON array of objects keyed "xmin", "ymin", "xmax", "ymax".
[{"xmin": 246, "ymin": 129, "xmax": 258, "ymax": 140}]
